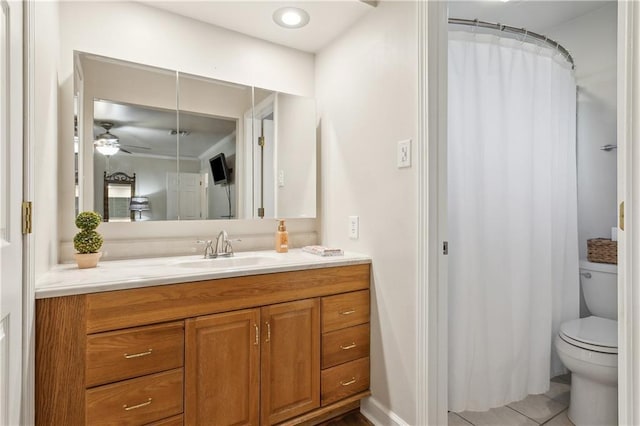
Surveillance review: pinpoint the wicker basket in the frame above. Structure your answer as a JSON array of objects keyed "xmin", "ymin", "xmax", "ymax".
[{"xmin": 587, "ymin": 238, "xmax": 618, "ymax": 264}]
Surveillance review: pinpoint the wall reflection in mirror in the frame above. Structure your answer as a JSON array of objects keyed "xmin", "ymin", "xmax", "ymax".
[{"xmin": 74, "ymin": 52, "xmax": 316, "ymax": 222}]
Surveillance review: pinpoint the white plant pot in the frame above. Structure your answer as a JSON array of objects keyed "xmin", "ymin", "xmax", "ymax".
[{"xmin": 74, "ymin": 252, "xmax": 102, "ymax": 269}]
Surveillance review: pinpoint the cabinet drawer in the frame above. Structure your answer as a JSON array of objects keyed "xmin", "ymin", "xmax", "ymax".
[
  {"xmin": 86, "ymin": 321, "xmax": 184, "ymax": 387},
  {"xmin": 321, "ymin": 357, "xmax": 370, "ymax": 406},
  {"xmin": 321, "ymin": 290, "xmax": 369, "ymax": 332},
  {"xmin": 145, "ymin": 414, "xmax": 183, "ymax": 426},
  {"xmin": 322, "ymin": 323, "xmax": 369, "ymax": 369},
  {"xmin": 86, "ymin": 368, "xmax": 183, "ymax": 426}
]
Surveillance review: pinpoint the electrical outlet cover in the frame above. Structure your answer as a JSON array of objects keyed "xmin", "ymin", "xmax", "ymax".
[
  {"xmin": 349, "ymin": 216, "xmax": 359, "ymax": 239},
  {"xmin": 397, "ymin": 139, "xmax": 411, "ymax": 168}
]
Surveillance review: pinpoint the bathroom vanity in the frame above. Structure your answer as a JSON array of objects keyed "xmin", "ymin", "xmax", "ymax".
[{"xmin": 35, "ymin": 251, "xmax": 371, "ymax": 425}]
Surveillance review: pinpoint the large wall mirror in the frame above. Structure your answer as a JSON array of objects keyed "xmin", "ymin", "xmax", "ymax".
[{"xmin": 74, "ymin": 52, "xmax": 316, "ymax": 222}]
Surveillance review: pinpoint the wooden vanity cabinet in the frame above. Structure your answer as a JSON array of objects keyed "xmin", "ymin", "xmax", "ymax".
[
  {"xmin": 36, "ymin": 264, "xmax": 370, "ymax": 426},
  {"xmin": 185, "ymin": 309, "xmax": 261, "ymax": 426},
  {"xmin": 185, "ymin": 299, "xmax": 321, "ymax": 426},
  {"xmin": 320, "ymin": 290, "xmax": 370, "ymax": 406},
  {"xmin": 261, "ymin": 299, "xmax": 321, "ymax": 425}
]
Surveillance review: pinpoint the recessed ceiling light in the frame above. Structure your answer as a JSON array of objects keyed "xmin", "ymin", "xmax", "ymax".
[{"xmin": 273, "ymin": 7, "xmax": 310, "ymax": 29}]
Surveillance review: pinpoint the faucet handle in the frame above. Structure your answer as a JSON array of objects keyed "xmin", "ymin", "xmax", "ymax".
[
  {"xmin": 196, "ymin": 240, "xmax": 215, "ymax": 259},
  {"xmin": 223, "ymin": 238, "xmax": 241, "ymax": 255}
]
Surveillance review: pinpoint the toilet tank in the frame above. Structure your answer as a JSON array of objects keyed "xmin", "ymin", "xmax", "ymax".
[{"xmin": 580, "ymin": 259, "xmax": 618, "ymax": 320}]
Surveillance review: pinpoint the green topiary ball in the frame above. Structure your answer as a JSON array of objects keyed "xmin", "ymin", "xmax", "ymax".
[
  {"xmin": 73, "ymin": 230, "xmax": 103, "ymax": 254},
  {"xmin": 75, "ymin": 211, "xmax": 102, "ymax": 231}
]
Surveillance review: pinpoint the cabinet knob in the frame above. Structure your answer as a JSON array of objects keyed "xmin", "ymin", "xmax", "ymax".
[
  {"xmin": 254, "ymin": 324, "xmax": 259, "ymax": 346},
  {"xmin": 265, "ymin": 322, "xmax": 271, "ymax": 342}
]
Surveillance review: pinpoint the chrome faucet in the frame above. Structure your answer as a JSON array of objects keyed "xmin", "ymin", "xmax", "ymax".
[
  {"xmin": 213, "ymin": 230, "xmax": 234, "ymax": 258},
  {"xmin": 198, "ymin": 231, "xmax": 238, "ymax": 259}
]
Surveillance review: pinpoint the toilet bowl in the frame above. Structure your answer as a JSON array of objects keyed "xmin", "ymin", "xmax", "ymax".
[
  {"xmin": 554, "ymin": 260, "xmax": 617, "ymax": 426},
  {"xmin": 555, "ymin": 316, "xmax": 617, "ymax": 425}
]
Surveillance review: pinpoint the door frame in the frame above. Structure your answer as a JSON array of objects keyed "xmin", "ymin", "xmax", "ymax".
[
  {"xmin": 416, "ymin": 1, "xmax": 448, "ymax": 425},
  {"xmin": 617, "ymin": 1, "xmax": 639, "ymax": 424},
  {"xmin": 418, "ymin": 1, "xmax": 640, "ymax": 424},
  {"xmin": 22, "ymin": 0, "xmax": 35, "ymax": 424}
]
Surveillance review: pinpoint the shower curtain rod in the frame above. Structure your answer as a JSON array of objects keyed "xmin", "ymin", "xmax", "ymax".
[{"xmin": 448, "ymin": 17, "xmax": 575, "ymax": 69}]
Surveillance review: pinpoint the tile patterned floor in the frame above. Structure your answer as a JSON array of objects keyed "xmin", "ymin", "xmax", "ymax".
[{"xmin": 448, "ymin": 375, "xmax": 574, "ymax": 426}]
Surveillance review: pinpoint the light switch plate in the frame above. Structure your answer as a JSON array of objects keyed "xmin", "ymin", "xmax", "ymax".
[
  {"xmin": 397, "ymin": 139, "xmax": 411, "ymax": 168},
  {"xmin": 349, "ymin": 216, "xmax": 359, "ymax": 239}
]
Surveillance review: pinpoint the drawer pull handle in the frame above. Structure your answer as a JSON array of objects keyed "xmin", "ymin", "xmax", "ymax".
[
  {"xmin": 123, "ymin": 349, "xmax": 153, "ymax": 359},
  {"xmin": 340, "ymin": 342, "xmax": 357, "ymax": 350},
  {"xmin": 254, "ymin": 323, "xmax": 259, "ymax": 346},
  {"xmin": 340, "ymin": 377, "xmax": 357, "ymax": 386},
  {"xmin": 123, "ymin": 398, "xmax": 152, "ymax": 411},
  {"xmin": 265, "ymin": 322, "xmax": 271, "ymax": 343},
  {"xmin": 340, "ymin": 309, "xmax": 356, "ymax": 315}
]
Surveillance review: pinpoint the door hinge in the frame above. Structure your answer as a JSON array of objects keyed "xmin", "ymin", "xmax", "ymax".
[
  {"xmin": 22, "ymin": 201, "xmax": 32, "ymax": 234},
  {"xmin": 443, "ymin": 241, "xmax": 448, "ymax": 255}
]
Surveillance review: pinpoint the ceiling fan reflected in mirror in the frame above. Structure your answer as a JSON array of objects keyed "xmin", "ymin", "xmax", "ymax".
[
  {"xmin": 94, "ymin": 122, "xmax": 152, "ymax": 156},
  {"xmin": 94, "ymin": 122, "xmax": 121, "ymax": 156}
]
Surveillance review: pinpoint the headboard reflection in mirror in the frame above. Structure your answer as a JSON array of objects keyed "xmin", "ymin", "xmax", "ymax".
[
  {"xmin": 103, "ymin": 172, "xmax": 135, "ymax": 222},
  {"xmin": 74, "ymin": 52, "xmax": 316, "ymax": 221}
]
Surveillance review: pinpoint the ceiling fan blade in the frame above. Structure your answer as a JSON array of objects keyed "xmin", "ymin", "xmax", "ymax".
[
  {"xmin": 120, "ymin": 148, "xmax": 132, "ymax": 154},
  {"xmin": 122, "ymin": 144, "xmax": 151, "ymax": 150}
]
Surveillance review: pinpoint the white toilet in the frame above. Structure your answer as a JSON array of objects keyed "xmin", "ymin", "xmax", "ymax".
[{"xmin": 555, "ymin": 260, "xmax": 617, "ymax": 426}]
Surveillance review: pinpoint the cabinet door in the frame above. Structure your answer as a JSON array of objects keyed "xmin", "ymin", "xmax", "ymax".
[
  {"xmin": 261, "ymin": 298, "xmax": 320, "ymax": 425},
  {"xmin": 185, "ymin": 309, "xmax": 260, "ymax": 426}
]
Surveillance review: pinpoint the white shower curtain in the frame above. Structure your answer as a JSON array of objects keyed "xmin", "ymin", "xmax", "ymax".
[{"xmin": 447, "ymin": 32, "xmax": 579, "ymax": 412}]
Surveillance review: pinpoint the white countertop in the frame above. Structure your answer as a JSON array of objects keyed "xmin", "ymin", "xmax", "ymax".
[{"xmin": 35, "ymin": 249, "xmax": 372, "ymax": 299}]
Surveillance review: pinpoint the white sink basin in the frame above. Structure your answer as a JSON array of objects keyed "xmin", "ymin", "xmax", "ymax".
[{"xmin": 177, "ymin": 255, "xmax": 279, "ymax": 269}]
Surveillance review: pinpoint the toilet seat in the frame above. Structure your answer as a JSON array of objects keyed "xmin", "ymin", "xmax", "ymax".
[{"xmin": 559, "ymin": 316, "xmax": 617, "ymax": 354}]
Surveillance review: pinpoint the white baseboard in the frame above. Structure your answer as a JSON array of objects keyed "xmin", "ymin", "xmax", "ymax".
[{"xmin": 360, "ymin": 397, "xmax": 410, "ymax": 426}]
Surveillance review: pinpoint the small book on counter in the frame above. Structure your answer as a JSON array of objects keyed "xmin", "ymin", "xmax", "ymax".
[{"xmin": 302, "ymin": 245, "xmax": 344, "ymax": 257}]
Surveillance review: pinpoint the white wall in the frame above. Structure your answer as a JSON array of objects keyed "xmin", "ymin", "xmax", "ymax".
[
  {"xmin": 316, "ymin": 2, "xmax": 418, "ymax": 424},
  {"xmin": 276, "ymin": 94, "xmax": 316, "ymax": 218},
  {"xmin": 45, "ymin": 0, "xmax": 316, "ymax": 265},
  {"xmin": 33, "ymin": 2, "xmax": 60, "ymax": 278},
  {"xmin": 546, "ymin": 4, "xmax": 618, "ymax": 260}
]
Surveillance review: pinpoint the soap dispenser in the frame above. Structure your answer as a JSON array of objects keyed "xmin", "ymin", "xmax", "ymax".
[{"xmin": 275, "ymin": 219, "xmax": 289, "ymax": 253}]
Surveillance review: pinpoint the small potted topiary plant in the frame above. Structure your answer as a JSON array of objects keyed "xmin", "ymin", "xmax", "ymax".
[{"xmin": 73, "ymin": 211, "xmax": 104, "ymax": 269}]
